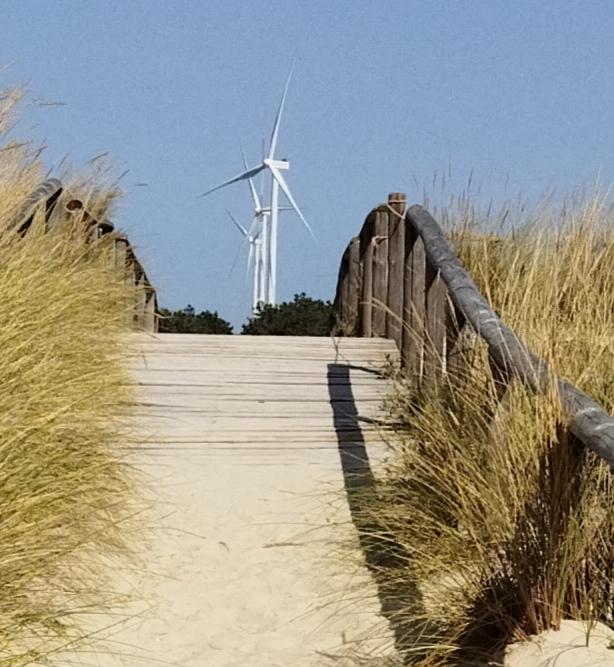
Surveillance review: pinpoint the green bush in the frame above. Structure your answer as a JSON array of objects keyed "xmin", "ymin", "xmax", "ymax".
[
  {"xmin": 241, "ymin": 293, "xmax": 333, "ymax": 335},
  {"xmin": 159, "ymin": 305, "xmax": 233, "ymax": 334}
]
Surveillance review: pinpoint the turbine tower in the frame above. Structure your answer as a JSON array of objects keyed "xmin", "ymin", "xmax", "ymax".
[
  {"xmin": 226, "ymin": 210, "xmax": 264, "ymax": 313},
  {"xmin": 200, "ymin": 70, "xmax": 313, "ymax": 306}
]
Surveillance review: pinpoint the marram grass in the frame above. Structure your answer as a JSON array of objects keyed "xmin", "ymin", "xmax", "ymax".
[
  {"xmin": 0, "ymin": 105, "xmax": 139, "ymax": 663},
  {"xmin": 358, "ymin": 190, "xmax": 614, "ymax": 664}
]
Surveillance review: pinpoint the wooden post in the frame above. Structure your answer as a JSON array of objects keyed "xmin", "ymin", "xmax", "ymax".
[
  {"xmin": 333, "ymin": 241, "xmax": 351, "ymax": 332},
  {"xmin": 424, "ymin": 260, "xmax": 448, "ymax": 380},
  {"xmin": 402, "ymin": 222, "xmax": 426, "ymax": 377},
  {"xmin": 372, "ymin": 207, "xmax": 389, "ymax": 337},
  {"xmin": 135, "ymin": 272, "xmax": 147, "ymax": 330},
  {"xmin": 361, "ymin": 238, "xmax": 374, "ymax": 337},
  {"xmin": 345, "ymin": 237, "xmax": 361, "ymax": 335},
  {"xmin": 114, "ymin": 237, "xmax": 128, "ymax": 273},
  {"xmin": 386, "ymin": 192, "xmax": 406, "ymax": 348},
  {"xmin": 359, "ymin": 211, "xmax": 376, "ymax": 337},
  {"xmin": 334, "ymin": 237, "xmax": 362, "ymax": 335},
  {"xmin": 144, "ymin": 290, "xmax": 157, "ymax": 333},
  {"xmin": 445, "ymin": 299, "xmax": 469, "ymax": 382}
]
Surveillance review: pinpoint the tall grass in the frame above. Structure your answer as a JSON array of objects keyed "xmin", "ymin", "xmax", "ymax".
[
  {"xmin": 362, "ymin": 189, "xmax": 614, "ymax": 664},
  {"xmin": 0, "ymin": 89, "xmax": 138, "ymax": 665}
]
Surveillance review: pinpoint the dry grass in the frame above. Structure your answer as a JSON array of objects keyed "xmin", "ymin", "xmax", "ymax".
[
  {"xmin": 0, "ymin": 89, "xmax": 139, "ymax": 665},
  {"xmin": 359, "ymin": 189, "xmax": 614, "ymax": 664}
]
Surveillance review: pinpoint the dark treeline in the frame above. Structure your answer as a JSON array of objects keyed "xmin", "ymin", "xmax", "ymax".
[{"xmin": 159, "ymin": 294, "xmax": 333, "ymax": 336}]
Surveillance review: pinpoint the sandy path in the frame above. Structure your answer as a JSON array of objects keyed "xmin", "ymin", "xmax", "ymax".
[{"xmin": 61, "ymin": 334, "xmax": 398, "ymax": 667}]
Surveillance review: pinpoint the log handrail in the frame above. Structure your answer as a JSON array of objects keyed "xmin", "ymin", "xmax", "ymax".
[
  {"xmin": 334, "ymin": 193, "xmax": 614, "ymax": 469},
  {"xmin": 7, "ymin": 179, "xmax": 158, "ymax": 333}
]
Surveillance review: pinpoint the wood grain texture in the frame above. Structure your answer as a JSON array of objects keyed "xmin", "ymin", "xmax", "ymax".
[
  {"xmin": 424, "ymin": 260, "xmax": 447, "ymax": 380},
  {"xmin": 372, "ymin": 207, "xmax": 389, "ymax": 337},
  {"xmin": 386, "ymin": 193, "xmax": 406, "ymax": 348},
  {"xmin": 360, "ymin": 244, "xmax": 374, "ymax": 339},
  {"xmin": 406, "ymin": 204, "xmax": 614, "ymax": 469},
  {"xmin": 333, "ymin": 237, "xmax": 361, "ymax": 336},
  {"xmin": 404, "ymin": 223, "xmax": 426, "ymax": 378}
]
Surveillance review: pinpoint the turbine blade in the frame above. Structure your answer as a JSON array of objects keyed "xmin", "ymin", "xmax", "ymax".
[
  {"xmin": 246, "ymin": 214, "xmax": 260, "ymax": 240},
  {"xmin": 260, "ymin": 138, "xmax": 267, "ymax": 198},
  {"xmin": 241, "ymin": 145, "xmax": 261, "ymax": 210},
  {"xmin": 269, "ymin": 164, "xmax": 315, "ymax": 239},
  {"xmin": 228, "ymin": 244, "xmax": 243, "ymax": 278},
  {"xmin": 246, "ymin": 242, "xmax": 254, "ymax": 277},
  {"xmin": 268, "ymin": 66, "xmax": 294, "ymax": 160},
  {"xmin": 199, "ymin": 164, "xmax": 265, "ymax": 198},
  {"xmin": 226, "ymin": 209, "xmax": 248, "ymax": 237}
]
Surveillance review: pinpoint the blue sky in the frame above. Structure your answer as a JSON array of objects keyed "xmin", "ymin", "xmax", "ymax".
[{"xmin": 1, "ymin": 1, "xmax": 614, "ymax": 329}]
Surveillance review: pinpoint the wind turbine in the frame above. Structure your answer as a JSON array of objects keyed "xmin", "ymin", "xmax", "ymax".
[
  {"xmin": 226, "ymin": 210, "xmax": 264, "ymax": 313},
  {"xmin": 200, "ymin": 69, "xmax": 313, "ymax": 305}
]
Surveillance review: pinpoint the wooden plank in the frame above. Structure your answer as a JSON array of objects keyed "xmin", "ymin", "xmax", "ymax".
[
  {"xmin": 402, "ymin": 222, "xmax": 426, "ymax": 378},
  {"xmin": 345, "ymin": 237, "xmax": 361, "ymax": 336},
  {"xmin": 333, "ymin": 240, "xmax": 351, "ymax": 332},
  {"xmin": 424, "ymin": 260, "xmax": 447, "ymax": 380},
  {"xmin": 359, "ymin": 212, "xmax": 376, "ymax": 337},
  {"xmin": 144, "ymin": 290, "xmax": 157, "ymax": 333},
  {"xmin": 135, "ymin": 274, "xmax": 147, "ymax": 330},
  {"xmin": 371, "ymin": 207, "xmax": 389, "ymax": 337},
  {"xmin": 385, "ymin": 193, "xmax": 406, "ymax": 348},
  {"xmin": 114, "ymin": 238, "xmax": 128, "ymax": 273},
  {"xmin": 445, "ymin": 298, "xmax": 469, "ymax": 382},
  {"xmin": 333, "ymin": 237, "xmax": 361, "ymax": 336}
]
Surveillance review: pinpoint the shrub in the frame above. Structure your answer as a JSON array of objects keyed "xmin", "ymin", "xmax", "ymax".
[
  {"xmin": 242, "ymin": 292, "xmax": 333, "ymax": 335},
  {"xmin": 158, "ymin": 304, "xmax": 232, "ymax": 334}
]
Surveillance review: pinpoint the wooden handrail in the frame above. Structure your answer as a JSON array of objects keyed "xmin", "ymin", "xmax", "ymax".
[
  {"xmin": 334, "ymin": 193, "xmax": 614, "ymax": 469},
  {"xmin": 7, "ymin": 179, "xmax": 158, "ymax": 333}
]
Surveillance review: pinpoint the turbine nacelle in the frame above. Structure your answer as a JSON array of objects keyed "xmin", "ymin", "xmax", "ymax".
[{"xmin": 263, "ymin": 158, "xmax": 289, "ymax": 171}]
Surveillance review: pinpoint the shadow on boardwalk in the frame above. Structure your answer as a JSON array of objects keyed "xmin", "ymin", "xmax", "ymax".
[
  {"xmin": 327, "ymin": 363, "xmax": 508, "ymax": 667},
  {"xmin": 327, "ymin": 363, "xmax": 425, "ymax": 663}
]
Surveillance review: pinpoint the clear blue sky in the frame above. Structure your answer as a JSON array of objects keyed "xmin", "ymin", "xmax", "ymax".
[{"xmin": 2, "ymin": 1, "xmax": 614, "ymax": 329}]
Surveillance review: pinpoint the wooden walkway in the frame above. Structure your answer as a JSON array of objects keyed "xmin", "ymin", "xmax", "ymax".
[{"xmin": 73, "ymin": 334, "xmax": 398, "ymax": 666}]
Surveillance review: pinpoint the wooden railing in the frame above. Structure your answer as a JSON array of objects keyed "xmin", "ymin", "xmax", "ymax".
[
  {"xmin": 9, "ymin": 179, "xmax": 158, "ymax": 332},
  {"xmin": 334, "ymin": 193, "xmax": 614, "ymax": 469}
]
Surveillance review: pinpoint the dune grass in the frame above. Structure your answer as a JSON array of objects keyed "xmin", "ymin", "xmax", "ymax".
[
  {"xmin": 0, "ymin": 90, "xmax": 139, "ymax": 665},
  {"xmin": 359, "ymin": 189, "xmax": 614, "ymax": 664}
]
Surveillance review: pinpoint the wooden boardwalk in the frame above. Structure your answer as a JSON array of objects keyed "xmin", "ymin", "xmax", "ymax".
[{"xmin": 74, "ymin": 334, "xmax": 398, "ymax": 666}]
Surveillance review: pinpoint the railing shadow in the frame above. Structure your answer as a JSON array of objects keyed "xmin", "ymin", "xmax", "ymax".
[{"xmin": 327, "ymin": 363, "xmax": 429, "ymax": 663}]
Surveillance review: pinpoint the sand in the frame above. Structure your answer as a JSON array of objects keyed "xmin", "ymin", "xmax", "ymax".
[
  {"xmin": 55, "ymin": 333, "xmax": 614, "ymax": 667},
  {"xmin": 58, "ymin": 334, "xmax": 398, "ymax": 666},
  {"xmin": 505, "ymin": 620, "xmax": 614, "ymax": 666}
]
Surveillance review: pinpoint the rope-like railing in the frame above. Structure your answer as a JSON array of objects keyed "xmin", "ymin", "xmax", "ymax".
[{"xmin": 334, "ymin": 193, "xmax": 614, "ymax": 468}]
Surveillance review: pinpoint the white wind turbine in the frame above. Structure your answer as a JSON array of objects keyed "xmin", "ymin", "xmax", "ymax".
[
  {"xmin": 226, "ymin": 209, "xmax": 264, "ymax": 313},
  {"xmin": 200, "ymin": 70, "xmax": 313, "ymax": 305}
]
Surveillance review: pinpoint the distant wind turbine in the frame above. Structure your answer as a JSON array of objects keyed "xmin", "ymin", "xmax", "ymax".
[
  {"xmin": 200, "ymin": 69, "xmax": 313, "ymax": 305},
  {"xmin": 226, "ymin": 210, "xmax": 264, "ymax": 313}
]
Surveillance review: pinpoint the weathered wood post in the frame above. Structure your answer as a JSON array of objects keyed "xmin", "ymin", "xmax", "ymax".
[
  {"xmin": 360, "ymin": 212, "xmax": 376, "ymax": 337},
  {"xmin": 135, "ymin": 271, "xmax": 147, "ymax": 330},
  {"xmin": 113, "ymin": 237, "xmax": 128, "ymax": 273},
  {"xmin": 386, "ymin": 192, "xmax": 406, "ymax": 349},
  {"xmin": 424, "ymin": 259, "xmax": 448, "ymax": 380},
  {"xmin": 372, "ymin": 206, "xmax": 389, "ymax": 337},
  {"xmin": 144, "ymin": 290, "xmax": 157, "ymax": 333},
  {"xmin": 334, "ymin": 237, "xmax": 361, "ymax": 335},
  {"xmin": 402, "ymin": 221, "xmax": 426, "ymax": 377}
]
